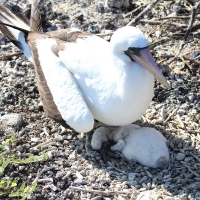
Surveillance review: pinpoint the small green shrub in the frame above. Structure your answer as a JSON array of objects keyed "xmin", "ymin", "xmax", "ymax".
[{"xmin": 0, "ymin": 138, "xmax": 48, "ymax": 199}]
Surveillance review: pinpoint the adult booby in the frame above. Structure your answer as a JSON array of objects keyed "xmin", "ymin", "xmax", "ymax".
[{"xmin": 0, "ymin": 2, "xmax": 169, "ymax": 133}]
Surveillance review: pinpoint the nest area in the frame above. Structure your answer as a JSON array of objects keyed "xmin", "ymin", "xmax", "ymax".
[{"xmin": 0, "ymin": 0, "xmax": 200, "ymax": 199}]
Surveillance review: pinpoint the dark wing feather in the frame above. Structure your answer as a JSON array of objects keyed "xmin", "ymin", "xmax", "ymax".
[
  {"xmin": 47, "ymin": 28, "xmax": 92, "ymax": 42},
  {"xmin": 28, "ymin": 39, "xmax": 70, "ymax": 129},
  {"xmin": 30, "ymin": 0, "xmax": 43, "ymax": 32},
  {"xmin": 16, "ymin": 13, "xmax": 29, "ymax": 27}
]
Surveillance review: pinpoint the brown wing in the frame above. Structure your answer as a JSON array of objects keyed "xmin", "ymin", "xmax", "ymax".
[
  {"xmin": 48, "ymin": 29, "xmax": 92, "ymax": 57},
  {"xmin": 27, "ymin": 34, "xmax": 70, "ymax": 129},
  {"xmin": 0, "ymin": 3, "xmax": 92, "ymax": 130},
  {"xmin": 47, "ymin": 28, "xmax": 92, "ymax": 42}
]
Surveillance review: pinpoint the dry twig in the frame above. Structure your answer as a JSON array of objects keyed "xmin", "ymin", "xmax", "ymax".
[
  {"xmin": 0, "ymin": 52, "xmax": 23, "ymax": 60},
  {"xmin": 123, "ymin": 5, "xmax": 143, "ymax": 18},
  {"xmin": 164, "ymin": 108, "xmax": 178, "ymax": 124},
  {"xmin": 184, "ymin": 1, "xmax": 200, "ymax": 41},
  {"xmin": 126, "ymin": 0, "xmax": 161, "ymax": 26},
  {"xmin": 174, "ymin": 1, "xmax": 200, "ymax": 58},
  {"xmin": 69, "ymin": 186, "xmax": 133, "ymax": 195},
  {"xmin": 183, "ymin": 55, "xmax": 200, "ymax": 65},
  {"xmin": 149, "ymin": 37, "xmax": 170, "ymax": 49}
]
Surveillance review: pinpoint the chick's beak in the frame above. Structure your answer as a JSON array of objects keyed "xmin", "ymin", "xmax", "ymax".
[{"xmin": 129, "ymin": 48, "xmax": 170, "ymax": 88}]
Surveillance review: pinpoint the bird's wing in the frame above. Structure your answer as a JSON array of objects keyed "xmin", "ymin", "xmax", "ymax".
[
  {"xmin": 0, "ymin": 4, "xmax": 32, "ymax": 59},
  {"xmin": 27, "ymin": 32, "xmax": 94, "ymax": 133}
]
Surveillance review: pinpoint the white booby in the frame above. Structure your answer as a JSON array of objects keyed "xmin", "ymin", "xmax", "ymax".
[
  {"xmin": 0, "ymin": 2, "xmax": 169, "ymax": 133},
  {"xmin": 91, "ymin": 125, "xmax": 169, "ymax": 168}
]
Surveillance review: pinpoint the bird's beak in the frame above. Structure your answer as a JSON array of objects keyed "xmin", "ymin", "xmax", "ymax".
[{"xmin": 129, "ymin": 48, "xmax": 170, "ymax": 88}]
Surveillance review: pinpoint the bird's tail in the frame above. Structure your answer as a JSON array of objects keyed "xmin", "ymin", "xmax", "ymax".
[
  {"xmin": 0, "ymin": 4, "xmax": 32, "ymax": 59},
  {"xmin": 30, "ymin": 0, "xmax": 43, "ymax": 32}
]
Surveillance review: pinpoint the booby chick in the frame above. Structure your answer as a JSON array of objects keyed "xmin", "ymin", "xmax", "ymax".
[
  {"xmin": 91, "ymin": 125, "xmax": 169, "ymax": 168},
  {"xmin": 0, "ymin": 1, "xmax": 169, "ymax": 134}
]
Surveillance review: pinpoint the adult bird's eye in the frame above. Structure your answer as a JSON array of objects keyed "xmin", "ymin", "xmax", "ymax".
[{"xmin": 128, "ymin": 47, "xmax": 136, "ymax": 54}]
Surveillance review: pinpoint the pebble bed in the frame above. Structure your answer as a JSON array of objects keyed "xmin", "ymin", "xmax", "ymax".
[{"xmin": 0, "ymin": 0, "xmax": 200, "ymax": 199}]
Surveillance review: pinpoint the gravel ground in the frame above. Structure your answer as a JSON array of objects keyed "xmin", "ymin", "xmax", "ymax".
[{"xmin": 0, "ymin": 0, "xmax": 200, "ymax": 199}]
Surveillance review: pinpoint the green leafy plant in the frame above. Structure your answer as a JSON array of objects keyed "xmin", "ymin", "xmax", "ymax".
[{"xmin": 0, "ymin": 138, "xmax": 48, "ymax": 199}]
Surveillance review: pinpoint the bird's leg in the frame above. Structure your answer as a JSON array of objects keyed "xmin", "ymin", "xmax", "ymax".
[{"xmin": 96, "ymin": 140, "xmax": 110, "ymax": 162}]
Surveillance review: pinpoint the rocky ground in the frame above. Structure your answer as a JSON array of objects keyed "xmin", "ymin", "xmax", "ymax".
[{"xmin": 0, "ymin": 0, "xmax": 200, "ymax": 199}]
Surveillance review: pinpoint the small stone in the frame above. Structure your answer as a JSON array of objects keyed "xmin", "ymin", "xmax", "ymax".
[
  {"xmin": 16, "ymin": 145, "xmax": 24, "ymax": 152},
  {"xmin": 187, "ymin": 93, "xmax": 195, "ymax": 102},
  {"xmin": 0, "ymin": 113, "xmax": 23, "ymax": 131},
  {"xmin": 136, "ymin": 191, "xmax": 153, "ymax": 200},
  {"xmin": 76, "ymin": 171, "xmax": 83, "ymax": 180},
  {"xmin": 177, "ymin": 109, "xmax": 185, "ymax": 115},
  {"xmin": 68, "ymin": 150, "xmax": 77, "ymax": 160},
  {"xmin": 180, "ymin": 194, "xmax": 188, "ymax": 200},
  {"xmin": 176, "ymin": 153, "xmax": 185, "ymax": 161},
  {"xmin": 128, "ymin": 172, "xmax": 135, "ymax": 181},
  {"xmin": 54, "ymin": 134, "xmax": 64, "ymax": 141},
  {"xmin": 155, "ymin": 30, "xmax": 161, "ymax": 38},
  {"xmin": 31, "ymin": 137, "xmax": 40, "ymax": 142},
  {"xmin": 18, "ymin": 166, "xmax": 25, "ymax": 171}
]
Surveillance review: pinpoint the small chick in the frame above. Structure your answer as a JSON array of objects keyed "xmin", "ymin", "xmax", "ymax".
[
  {"xmin": 91, "ymin": 125, "xmax": 169, "ymax": 168},
  {"xmin": 91, "ymin": 127, "xmax": 112, "ymax": 161}
]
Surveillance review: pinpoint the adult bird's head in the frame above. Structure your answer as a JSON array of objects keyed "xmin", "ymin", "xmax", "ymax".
[{"xmin": 110, "ymin": 26, "xmax": 170, "ymax": 88}]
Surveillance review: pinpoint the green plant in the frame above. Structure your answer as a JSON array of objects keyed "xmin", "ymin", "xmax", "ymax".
[{"xmin": 0, "ymin": 138, "xmax": 48, "ymax": 199}]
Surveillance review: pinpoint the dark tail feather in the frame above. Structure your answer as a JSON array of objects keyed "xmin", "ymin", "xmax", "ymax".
[
  {"xmin": 30, "ymin": 0, "xmax": 43, "ymax": 32},
  {"xmin": 0, "ymin": 22, "xmax": 29, "ymax": 34},
  {"xmin": 0, "ymin": 4, "xmax": 29, "ymax": 30}
]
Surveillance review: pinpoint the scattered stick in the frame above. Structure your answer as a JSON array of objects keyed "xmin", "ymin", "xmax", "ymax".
[
  {"xmin": 191, "ymin": 22, "xmax": 200, "ymax": 32},
  {"xmin": 139, "ymin": 19, "xmax": 187, "ymax": 28},
  {"xmin": 43, "ymin": 127, "xmax": 50, "ymax": 136},
  {"xmin": 185, "ymin": 166, "xmax": 200, "ymax": 177},
  {"xmin": 96, "ymin": 32, "xmax": 113, "ymax": 37},
  {"xmin": 164, "ymin": 108, "xmax": 178, "ymax": 123},
  {"xmin": 179, "ymin": 56, "xmax": 192, "ymax": 73},
  {"xmin": 0, "ymin": 52, "xmax": 23, "ymax": 60},
  {"xmin": 176, "ymin": 114, "xmax": 185, "ymax": 128},
  {"xmin": 123, "ymin": 5, "xmax": 143, "ymax": 18},
  {"xmin": 153, "ymin": 16, "xmax": 200, "ymax": 20},
  {"xmin": 183, "ymin": 55, "xmax": 200, "ymax": 65},
  {"xmin": 149, "ymin": 37, "xmax": 170, "ymax": 49},
  {"xmin": 174, "ymin": 1, "xmax": 200, "ymax": 59},
  {"xmin": 23, "ymin": 166, "xmax": 55, "ymax": 199},
  {"xmin": 184, "ymin": 1, "xmax": 200, "ymax": 41},
  {"xmin": 30, "ymin": 139, "xmax": 53, "ymax": 150},
  {"xmin": 190, "ymin": 152, "xmax": 200, "ymax": 163},
  {"xmin": 108, "ymin": 161, "xmax": 126, "ymax": 174},
  {"xmin": 34, "ymin": 166, "xmax": 55, "ymax": 182},
  {"xmin": 37, "ymin": 178, "xmax": 53, "ymax": 183},
  {"xmin": 69, "ymin": 186, "xmax": 132, "ymax": 195},
  {"xmin": 126, "ymin": 0, "xmax": 161, "ymax": 26}
]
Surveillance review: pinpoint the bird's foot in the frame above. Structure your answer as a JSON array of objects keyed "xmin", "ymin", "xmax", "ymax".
[
  {"xmin": 85, "ymin": 131, "xmax": 95, "ymax": 157},
  {"xmin": 96, "ymin": 141, "xmax": 110, "ymax": 162}
]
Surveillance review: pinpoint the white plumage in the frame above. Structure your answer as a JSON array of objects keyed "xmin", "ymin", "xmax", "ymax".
[
  {"xmin": 58, "ymin": 27, "xmax": 155, "ymax": 129},
  {"xmin": 91, "ymin": 125, "xmax": 169, "ymax": 168}
]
